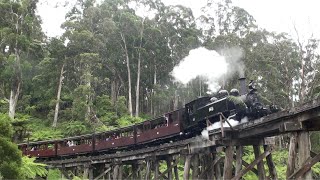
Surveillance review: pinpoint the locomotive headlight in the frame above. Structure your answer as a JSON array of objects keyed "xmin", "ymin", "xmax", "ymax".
[{"xmin": 209, "ymin": 107, "xmax": 214, "ymax": 112}]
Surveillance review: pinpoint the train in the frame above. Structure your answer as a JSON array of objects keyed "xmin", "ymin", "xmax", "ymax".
[{"xmin": 18, "ymin": 78, "xmax": 278, "ymax": 158}]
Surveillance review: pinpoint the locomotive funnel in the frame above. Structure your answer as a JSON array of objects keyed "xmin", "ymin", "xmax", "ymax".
[{"xmin": 239, "ymin": 77, "xmax": 247, "ymax": 95}]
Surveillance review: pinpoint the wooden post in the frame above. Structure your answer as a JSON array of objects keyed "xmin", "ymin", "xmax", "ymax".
[
  {"xmin": 232, "ymin": 147, "xmax": 273, "ymax": 180},
  {"xmin": 287, "ymin": 132, "xmax": 297, "ymax": 178},
  {"xmin": 145, "ymin": 160, "xmax": 151, "ymax": 180},
  {"xmin": 192, "ymin": 154, "xmax": 200, "ymax": 179},
  {"xmin": 173, "ymin": 158, "xmax": 179, "ymax": 180},
  {"xmin": 215, "ymin": 157, "xmax": 222, "ymax": 180},
  {"xmin": 209, "ymin": 153, "xmax": 216, "ymax": 179},
  {"xmin": 83, "ymin": 164, "xmax": 89, "ymax": 180},
  {"xmin": 223, "ymin": 146, "xmax": 234, "ymax": 180},
  {"xmin": 297, "ymin": 131, "xmax": 312, "ymax": 179},
  {"xmin": 220, "ymin": 114, "xmax": 225, "ymax": 137},
  {"xmin": 289, "ymin": 151, "xmax": 320, "ymax": 179},
  {"xmin": 89, "ymin": 166, "xmax": 93, "ymax": 180},
  {"xmin": 235, "ymin": 146, "xmax": 243, "ymax": 176},
  {"xmin": 118, "ymin": 165, "xmax": 123, "ymax": 180},
  {"xmin": 184, "ymin": 155, "xmax": 192, "ymax": 180},
  {"xmin": 264, "ymin": 145, "xmax": 278, "ymax": 180},
  {"xmin": 113, "ymin": 165, "xmax": 119, "ymax": 180},
  {"xmin": 167, "ymin": 156, "xmax": 173, "ymax": 179},
  {"xmin": 253, "ymin": 145, "xmax": 265, "ymax": 180},
  {"xmin": 154, "ymin": 159, "xmax": 159, "ymax": 180},
  {"xmin": 198, "ymin": 153, "xmax": 216, "ymax": 179},
  {"xmin": 132, "ymin": 163, "xmax": 138, "ymax": 179}
]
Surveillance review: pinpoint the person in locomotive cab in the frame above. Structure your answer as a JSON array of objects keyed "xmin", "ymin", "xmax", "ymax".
[
  {"xmin": 218, "ymin": 89, "xmax": 229, "ymax": 98},
  {"xmin": 248, "ymin": 80, "xmax": 257, "ymax": 92},
  {"xmin": 230, "ymin": 89, "xmax": 240, "ymax": 96}
]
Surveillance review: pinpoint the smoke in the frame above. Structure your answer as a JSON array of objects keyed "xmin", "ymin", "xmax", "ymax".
[
  {"xmin": 171, "ymin": 47, "xmax": 244, "ymax": 92},
  {"xmin": 200, "ymin": 117, "xmax": 249, "ymax": 140},
  {"xmin": 201, "ymin": 119, "xmax": 240, "ymax": 140},
  {"xmin": 221, "ymin": 47, "xmax": 244, "ymax": 78}
]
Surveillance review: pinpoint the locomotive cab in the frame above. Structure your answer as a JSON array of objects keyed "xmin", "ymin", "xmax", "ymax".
[{"xmin": 183, "ymin": 95, "xmax": 238, "ymax": 132}]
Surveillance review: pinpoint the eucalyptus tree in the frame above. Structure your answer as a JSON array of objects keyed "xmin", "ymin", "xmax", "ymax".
[{"xmin": 0, "ymin": 0, "xmax": 43, "ymax": 119}]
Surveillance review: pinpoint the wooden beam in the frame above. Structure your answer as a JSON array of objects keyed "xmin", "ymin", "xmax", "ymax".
[
  {"xmin": 223, "ymin": 146, "xmax": 234, "ymax": 180},
  {"xmin": 231, "ymin": 147, "xmax": 273, "ymax": 180},
  {"xmin": 253, "ymin": 145, "xmax": 266, "ymax": 180},
  {"xmin": 199, "ymin": 153, "xmax": 215, "ymax": 179},
  {"xmin": 286, "ymin": 132, "xmax": 297, "ymax": 179},
  {"xmin": 159, "ymin": 157, "xmax": 180, "ymax": 179},
  {"xmin": 289, "ymin": 152, "xmax": 320, "ymax": 179},
  {"xmin": 241, "ymin": 159, "xmax": 258, "ymax": 175},
  {"xmin": 60, "ymin": 168, "xmax": 71, "ymax": 180},
  {"xmin": 184, "ymin": 155, "xmax": 192, "ymax": 180},
  {"xmin": 94, "ymin": 167, "xmax": 111, "ymax": 180},
  {"xmin": 235, "ymin": 146, "xmax": 243, "ymax": 176},
  {"xmin": 158, "ymin": 169, "xmax": 168, "ymax": 179},
  {"xmin": 264, "ymin": 145, "xmax": 278, "ymax": 180}
]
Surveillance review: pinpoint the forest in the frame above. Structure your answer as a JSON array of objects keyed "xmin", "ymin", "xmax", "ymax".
[{"xmin": 1, "ymin": 0, "xmax": 320, "ymax": 179}]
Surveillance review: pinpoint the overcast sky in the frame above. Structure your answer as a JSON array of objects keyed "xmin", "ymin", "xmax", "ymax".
[{"xmin": 38, "ymin": 0, "xmax": 320, "ymax": 42}]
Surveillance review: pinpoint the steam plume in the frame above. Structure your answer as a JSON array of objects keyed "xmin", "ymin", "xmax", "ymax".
[{"xmin": 171, "ymin": 47, "xmax": 244, "ymax": 92}]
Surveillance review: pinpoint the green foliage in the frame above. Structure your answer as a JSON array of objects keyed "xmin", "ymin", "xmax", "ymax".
[
  {"xmin": 0, "ymin": 137, "xmax": 22, "ymax": 179},
  {"xmin": 47, "ymin": 168, "xmax": 62, "ymax": 180},
  {"xmin": 0, "ymin": 113, "xmax": 22, "ymax": 179},
  {"xmin": 62, "ymin": 121, "xmax": 89, "ymax": 136},
  {"xmin": 0, "ymin": 113, "xmax": 13, "ymax": 138},
  {"xmin": 116, "ymin": 116, "xmax": 144, "ymax": 127},
  {"xmin": 29, "ymin": 129, "xmax": 63, "ymax": 141},
  {"xmin": 20, "ymin": 156, "xmax": 48, "ymax": 179}
]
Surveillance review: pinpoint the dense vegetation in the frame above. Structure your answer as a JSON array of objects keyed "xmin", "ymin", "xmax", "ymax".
[{"xmin": 0, "ymin": 0, "xmax": 320, "ymax": 179}]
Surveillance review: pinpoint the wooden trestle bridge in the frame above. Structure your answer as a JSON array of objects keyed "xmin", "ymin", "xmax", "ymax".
[{"xmin": 42, "ymin": 99, "xmax": 320, "ymax": 179}]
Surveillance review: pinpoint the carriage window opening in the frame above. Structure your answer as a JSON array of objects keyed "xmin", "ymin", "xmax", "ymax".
[
  {"xmin": 137, "ymin": 127, "xmax": 142, "ymax": 134},
  {"xmin": 143, "ymin": 123, "xmax": 151, "ymax": 131},
  {"xmin": 48, "ymin": 143, "xmax": 54, "ymax": 149}
]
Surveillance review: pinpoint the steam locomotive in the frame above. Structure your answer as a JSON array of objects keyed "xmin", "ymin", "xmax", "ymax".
[{"xmin": 18, "ymin": 78, "xmax": 277, "ymax": 158}]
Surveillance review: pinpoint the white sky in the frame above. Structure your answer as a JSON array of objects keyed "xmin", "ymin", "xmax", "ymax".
[{"xmin": 38, "ymin": 0, "xmax": 320, "ymax": 42}]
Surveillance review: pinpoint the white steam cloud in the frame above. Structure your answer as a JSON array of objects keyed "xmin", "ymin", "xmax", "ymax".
[{"xmin": 171, "ymin": 47, "xmax": 244, "ymax": 92}]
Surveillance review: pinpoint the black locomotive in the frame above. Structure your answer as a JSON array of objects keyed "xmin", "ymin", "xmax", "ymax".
[
  {"xmin": 183, "ymin": 78, "xmax": 278, "ymax": 132},
  {"xmin": 19, "ymin": 78, "xmax": 277, "ymax": 158}
]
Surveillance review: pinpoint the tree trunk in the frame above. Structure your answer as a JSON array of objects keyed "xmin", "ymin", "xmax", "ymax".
[
  {"xmin": 120, "ymin": 32, "xmax": 133, "ymax": 117},
  {"xmin": 9, "ymin": 82, "xmax": 20, "ymax": 119},
  {"xmin": 111, "ymin": 78, "xmax": 117, "ymax": 104},
  {"xmin": 53, "ymin": 64, "xmax": 65, "ymax": 127},
  {"xmin": 135, "ymin": 18, "xmax": 145, "ymax": 117},
  {"xmin": 9, "ymin": 47, "xmax": 22, "ymax": 119}
]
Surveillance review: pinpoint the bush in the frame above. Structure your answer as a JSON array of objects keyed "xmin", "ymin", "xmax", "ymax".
[{"xmin": 116, "ymin": 116, "xmax": 144, "ymax": 127}]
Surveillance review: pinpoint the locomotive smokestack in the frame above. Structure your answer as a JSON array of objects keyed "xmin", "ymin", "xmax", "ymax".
[{"xmin": 239, "ymin": 77, "xmax": 247, "ymax": 95}]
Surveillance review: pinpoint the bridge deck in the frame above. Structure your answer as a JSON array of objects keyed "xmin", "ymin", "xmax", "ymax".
[{"xmin": 44, "ymin": 99, "xmax": 320, "ymax": 168}]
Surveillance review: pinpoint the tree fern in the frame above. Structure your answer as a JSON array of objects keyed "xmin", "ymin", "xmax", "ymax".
[{"xmin": 20, "ymin": 156, "xmax": 48, "ymax": 179}]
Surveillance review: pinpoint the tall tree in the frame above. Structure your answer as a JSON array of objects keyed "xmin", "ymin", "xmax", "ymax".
[{"xmin": 0, "ymin": 0, "xmax": 43, "ymax": 119}]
